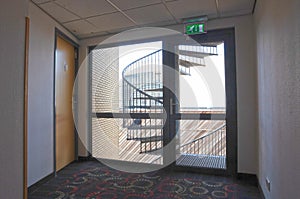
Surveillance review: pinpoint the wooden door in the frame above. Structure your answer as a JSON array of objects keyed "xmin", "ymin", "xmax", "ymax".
[{"xmin": 55, "ymin": 36, "xmax": 75, "ymax": 171}]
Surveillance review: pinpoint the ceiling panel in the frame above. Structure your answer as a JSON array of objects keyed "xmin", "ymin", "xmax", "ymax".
[
  {"xmin": 109, "ymin": 0, "xmax": 161, "ymax": 10},
  {"xmin": 40, "ymin": 2, "xmax": 80, "ymax": 23},
  {"xmin": 87, "ymin": 12, "xmax": 136, "ymax": 32},
  {"xmin": 144, "ymin": 20, "xmax": 177, "ymax": 27},
  {"xmin": 63, "ymin": 20, "xmax": 98, "ymax": 35},
  {"xmin": 56, "ymin": 0, "xmax": 117, "ymax": 18},
  {"xmin": 218, "ymin": 0, "xmax": 255, "ymax": 17},
  {"xmin": 78, "ymin": 31, "xmax": 110, "ymax": 39},
  {"xmin": 125, "ymin": 4, "xmax": 174, "ymax": 25},
  {"xmin": 166, "ymin": 0, "xmax": 217, "ymax": 20},
  {"xmin": 35, "ymin": 0, "xmax": 257, "ymax": 38}
]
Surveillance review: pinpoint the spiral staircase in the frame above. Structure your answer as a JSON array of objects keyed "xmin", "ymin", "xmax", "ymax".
[{"xmin": 122, "ymin": 44, "xmax": 218, "ymax": 154}]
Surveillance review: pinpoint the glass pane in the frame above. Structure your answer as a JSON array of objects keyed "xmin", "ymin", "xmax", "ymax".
[
  {"xmin": 92, "ymin": 118, "xmax": 163, "ymax": 165},
  {"xmin": 90, "ymin": 41, "xmax": 164, "ymax": 167},
  {"xmin": 176, "ymin": 120, "xmax": 226, "ymax": 169},
  {"xmin": 177, "ymin": 42, "xmax": 226, "ymax": 114},
  {"xmin": 91, "ymin": 47, "xmax": 119, "ymax": 113},
  {"xmin": 91, "ymin": 41, "xmax": 162, "ymax": 113}
]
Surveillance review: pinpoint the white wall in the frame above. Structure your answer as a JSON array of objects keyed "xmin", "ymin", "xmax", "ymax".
[
  {"xmin": 254, "ymin": 0, "xmax": 300, "ymax": 198},
  {"xmin": 0, "ymin": 0, "xmax": 28, "ymax": 198},
  {"xmin": 208, "ymin": 16, "xmax": 258, "ymax": 174},
  {"xmin": 79, "ymin": 15, "xmax": 258, "ymax": 174},
  {"xmin": 27, "ymin": 2, "xmax": 78, "ymax": 186}
]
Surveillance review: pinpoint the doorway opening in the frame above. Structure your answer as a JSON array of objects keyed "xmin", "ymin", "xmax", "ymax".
[
  {"xmin": 175, "ymin": 42, "xmax": 226, "ymax": 169},
  {"xmin": 89, "ymin": 28, "xmax": 236, "ymax": 175}
]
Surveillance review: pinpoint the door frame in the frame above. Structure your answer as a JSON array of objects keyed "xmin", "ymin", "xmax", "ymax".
[
  {"xmin": 53, "ymin": 28, "xmax": 79, "ymax": 173},
  {"xmin": 88, "ymin": 28, "xmax": 236, "ymax": 176},
  {"xmin": 168, "ymin": 28, "xmax": 237, "ymax": 176}
]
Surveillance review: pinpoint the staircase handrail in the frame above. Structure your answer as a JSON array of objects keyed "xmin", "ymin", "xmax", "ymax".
[
  {"xmin": 180, "ymin": 123, "xmax": 226, "ymax": 149},
  {"xmin": 122, "ymin": 49, "xmax": 163, "ymax": 104}
]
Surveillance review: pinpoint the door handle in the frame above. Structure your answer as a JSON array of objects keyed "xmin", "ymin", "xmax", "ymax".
[{"xmin": 170, "ymin": 98, "xmax": 173, "ymax": 115}]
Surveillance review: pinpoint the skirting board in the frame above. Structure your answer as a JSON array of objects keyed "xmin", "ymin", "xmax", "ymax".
[
  {"xmin": 28, "ymin": 172, "xmax": 55, "ymax": 194},
  {"xmin": 78, "ymin": 155, "xmax": 95, "ymax": 161},
  {"xmin": 237, "ymin": 173, "xmax": 266, "ymax": 198},
  {"xmin": 258, "ymin": 180, "xmax": 266, "ymax": 199},
  {"xmin": 237, "ymin": 173, "xmax": 258, "ymax": 186}
]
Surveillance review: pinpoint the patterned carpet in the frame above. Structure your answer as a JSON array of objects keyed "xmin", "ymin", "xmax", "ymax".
[{"xmin": 29, "ymin": 161, "xmax": 261, "ymax": 199}]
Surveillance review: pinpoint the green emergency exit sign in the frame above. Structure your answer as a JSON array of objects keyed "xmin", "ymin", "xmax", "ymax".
[{"xmin": 185, "ymin": 23, "xmax": 206, "ymax": 35}]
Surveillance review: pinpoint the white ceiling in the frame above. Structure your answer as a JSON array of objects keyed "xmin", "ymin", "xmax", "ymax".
[{"xmin": 32, "ymin": 0, "xmax": 255, "ymax": 39}]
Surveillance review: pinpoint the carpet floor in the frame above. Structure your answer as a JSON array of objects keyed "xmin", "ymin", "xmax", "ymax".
[{"xmin": 28, "ymin": 160, "xmax": 262, "ymax": 199}]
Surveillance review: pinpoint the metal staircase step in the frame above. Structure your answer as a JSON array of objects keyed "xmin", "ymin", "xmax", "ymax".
[
  {"xmin": 179, "ymin": 59, "xmax": 205, "ymax": 68},
  {"xmin": 125, "ymin": 105, "xmax": 163, "ymax": 109},
  {"xmin": 133, "ymin": 97, "xmax": 163, "ymax": 100},
  {"xmin": 127, "ymin": 125, "xmax": 164, "ymax": 130},
  {"xmin": 139, "ymin": 136, "xmax": 163, "ymax": 143},
  {"xmin": 179, "ymin": 49, "xmax": 217, "ymax": 58},
  {"xmin": 144, "ymin": 88, "xmax": 163, "ymax": 92},
  {"xmin": 200, "ymin": 42, "xmax": 222, "ymax": 47}
]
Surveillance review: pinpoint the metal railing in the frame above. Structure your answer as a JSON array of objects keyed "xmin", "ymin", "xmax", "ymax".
[
  {"xmin": 122, "ymin": 50, "xmax": 163, "ymax": 153},
  {"xmin": 122, "ymin": 49, "xmax": 163, "ymax": 115},
  {"xmin": 178, "ymin": 44, "xmax": 218, "ymax": 55},
  {"xmin": 180, "ymin": 124, "xmax": 226, "ymax": 156},
  {"xmin": 121, "ymin": 45, "xmax": 220, "ymax": 154}
]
